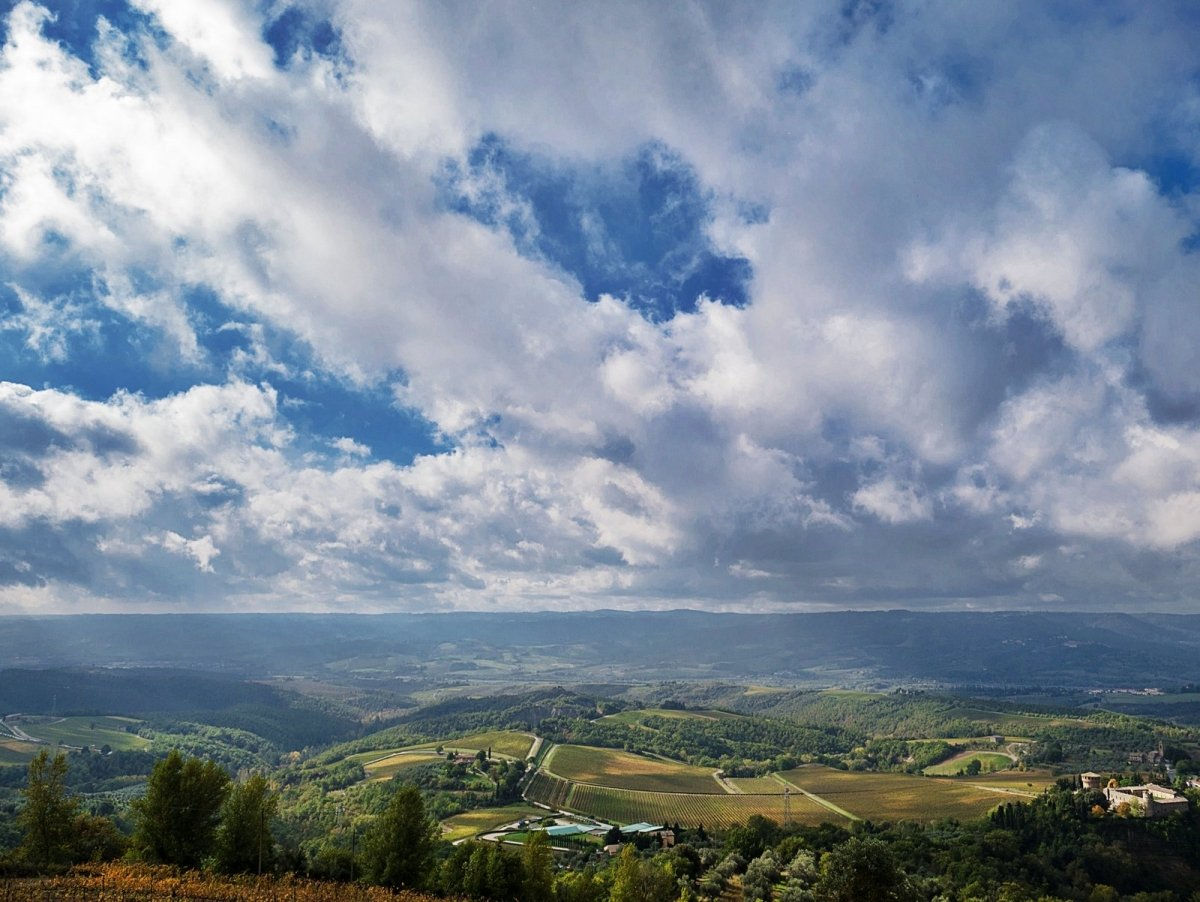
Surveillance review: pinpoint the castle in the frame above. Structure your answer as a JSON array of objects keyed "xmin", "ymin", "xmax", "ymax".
[{"xmin": 1081, "ymin": 773, "xmax": 1188, "ymax": 817}]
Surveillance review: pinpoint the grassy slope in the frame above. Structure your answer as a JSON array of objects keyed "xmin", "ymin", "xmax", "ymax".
[
  {"xmin": 924, "ymin": 751, "xmax": 1014, "ymax": 776},
  {"xmin": 362, "ymin": 751, "xmax": 444, "ymax": 781},
  {"xmin": 423, "ymin": 730, "xmax": 536, "ymax": 759},
  {"xmin": 338, "ymin": 730, "xmax": 534, "ymax": 767},
  {"xmin": 440, "ymin": 804, "xmax": 548, "ymax": 841},
  {"xmin": 17, "ymin": 715, "xmax": 149, "ymax": 750}
]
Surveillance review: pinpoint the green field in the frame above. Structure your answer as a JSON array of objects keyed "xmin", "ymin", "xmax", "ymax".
[
  {"xmin": 417, "ymin": 731, "xmax": 536, "ymax": 760},
  {"xmin": 924, "ymin": 751, "xmax": 1015, "ymax": 776},
  {"xmin": 776, "ymin": 766, "xmax": 1010, "ymax": 822},
  {"xmin": 545, "ymin": 745, "xmax": 721, "ymax": 793},
  {"xmin": 943, "ymin": 707, "xmax": 1091, "ymax": 733},
  {"xmin": 14, "ymin": 716, "xmax": 149, "ymax": 751},
  {"xmin": 362, "ymin": 751, "xmax": 444, "ymax": 781},
  {"xmin": 440, "ymin": 804, "xmax": 548, "ymax": 842},
  {"xmin": 339, "ymin": 730, "xmax": 534, "ymax": 769}
]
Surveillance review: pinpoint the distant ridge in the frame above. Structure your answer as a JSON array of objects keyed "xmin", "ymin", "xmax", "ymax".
[{"xmin": 3, "ymin": 610, "xmax": 1200, "ymax": 688}]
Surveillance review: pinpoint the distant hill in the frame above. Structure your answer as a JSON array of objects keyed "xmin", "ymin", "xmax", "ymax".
[{"xmin": 2, "ymin": 610, "xmax": 1200, "ymax": 688}]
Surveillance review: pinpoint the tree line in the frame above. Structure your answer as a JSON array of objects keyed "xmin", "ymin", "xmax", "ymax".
[{"xmin": 9, "ymin": 747, "xmax": 1200, "ymax": 900}]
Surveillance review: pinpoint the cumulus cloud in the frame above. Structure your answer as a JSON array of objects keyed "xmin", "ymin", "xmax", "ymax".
[{"xmin": 1, "ymin": 1, "xmax": 1200, "ymax": 612}]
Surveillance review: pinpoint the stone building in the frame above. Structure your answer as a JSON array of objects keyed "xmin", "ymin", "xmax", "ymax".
[{"xmin": 1103, "ymin": 782, "xmax": 1188, "ymax": 817}]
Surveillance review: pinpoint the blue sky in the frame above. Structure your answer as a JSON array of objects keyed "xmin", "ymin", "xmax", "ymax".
[{"xmin": 1, "ymin": 0, "xmax": 1200, "ymax": 613}]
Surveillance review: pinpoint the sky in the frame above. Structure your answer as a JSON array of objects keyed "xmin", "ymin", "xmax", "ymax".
[{"xmin": 1, "ymin": 1, "xmax": 1200, "ymax": 614}]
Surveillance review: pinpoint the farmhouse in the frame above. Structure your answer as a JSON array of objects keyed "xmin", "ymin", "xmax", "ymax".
[
  {"xmin": 1127, "ymin": 743, "xmax": 1166, "ymax": 767},
  {"xmin": 1103, "ymin": 782, "xmax": 1188, "ymax": 817}
]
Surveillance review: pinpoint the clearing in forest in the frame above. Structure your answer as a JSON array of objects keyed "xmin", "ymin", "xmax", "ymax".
[
  {"xmin": 923, "ymin": 750, "xmax": 1015, "ymax": 776},
  {"xmin": 13, "ymin": 716, "xmax": 149, "ymax": 751}
]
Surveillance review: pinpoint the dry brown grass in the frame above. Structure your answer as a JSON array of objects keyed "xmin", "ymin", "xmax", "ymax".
[{"xmin": 0, "ymin": 863, "xmax": 440, "ymax": 901}]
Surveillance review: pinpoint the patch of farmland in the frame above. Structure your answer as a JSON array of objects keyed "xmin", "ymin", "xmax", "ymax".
[
  {"xmin": 340, "ymin": 730, "xmax": 534, "ymax": 768},
  {"xmin": 545, "ymin": 745, "xmax": 722, "ymax": 793},
  {"xmin": 958, "ymin": 770, "xmax": 1056, "ymax": 792},
  {"xmin": 942, "ymin": 707, "xmax": 1090, "ymax": 732},
  {"xmin": 564, "ymin": 784, "xmax": 841, "ymax": 829},
  {"xmin": 342, "ymin": 746, "xmax": 412, "ymax": 767},
  {"xmin": 16, "ymin": 716, "xmax": 149, "ymax": 751},
  {"xmin": 413, "ymin": 731, "xmax": 535, "ymax": 760},
  {"xmin": 728, "ymin": 776, "xmax": 785, "ymax": 794},
  {"xmin": 441, "ymin": 804, "xmax": 548, "ymax": 842},
  {"xmin": 604, "ymin": 708, "xmax": 742, "ymax": 726},
  {"xmin": 923, "ymin": 750, "xmax": 1014, "ymax": 776},
  {"xmin": 777, "ymin": 766, "xmax": 1007, "ymax": 822},
  {"xmin": 362, "ymin": 751, "xmax": 444, "ymax": 781},
  {"xmin": 526, "ymin": 771, "xmax": 572, "ymax": 809},
  {"xmin": 935, "ymin": 736, "xmax": 1033, "ymax": 745},
  {"xmin": 0, "ymin": 739, "xmax": 42, "ymax": 765}
]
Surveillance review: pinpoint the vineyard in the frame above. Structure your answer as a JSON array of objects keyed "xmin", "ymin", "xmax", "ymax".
[
  {"xmin": 544, "ymin": 744, "xmax": 722, "ymax": 793},
  {"xmin": 775, "ymin": 766, "xmax": 1014, "ymax": 821},
  {"xmin": 0, "ymin": 863, "xmax": 437, "ymax": 901},
  {"xmin": 525, "ymin": 767, "xmax": 844, "ymax": 829},
  {"xmin": 526, "ymin": 771, "xmax": 572, "ymax": 808},
  {"xmin": 566, "ymin": 784, "xmax": 838, "ymax": 829},
  {"xmin": 727, "ymin": 776, "xmax": 786, "ymax": 794},
  {"xmin": 526, "ymin": 758, "xmax": 1048, "ymax": 826}
]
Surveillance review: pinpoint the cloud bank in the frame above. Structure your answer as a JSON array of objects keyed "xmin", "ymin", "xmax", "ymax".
[{"xmin": 1, "ymin": 0, "xmax": 1199, "ymax": 612}]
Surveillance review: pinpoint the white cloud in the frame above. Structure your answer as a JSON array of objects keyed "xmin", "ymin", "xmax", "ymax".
[
  {"xmin": 2, "ymin": 2, "xmax": 1200, "ymax": 611},
  {"xmin": 853, "ymin": 476, "xmax": 933, "ymax": 525},
  {"xmin": 1, "ymin": 285, "xmax": 97, "ymax": 361},
  {"xmin": 906, "ymin": 123, "xmax": 1193, "ymax": 354},
  {"xmin": 131, "ymin": 0, "xmax": 275, "ymax": 82},
  {"xmin": 331, "ymin": 436, "xmax": 370, "ymax": 457},
  {"xmin": 158, "ymin": 531, "xmax": 220, "ymax": 572}
]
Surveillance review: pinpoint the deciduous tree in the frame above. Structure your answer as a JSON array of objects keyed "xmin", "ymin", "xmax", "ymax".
[
  {"xmin": 214, "ymin": 773, "xmax": 278, "ymax": 874},
  {"xmin": 522, "ymin": 828, "xmax": 554, "ymax": 902},
  {"xmin": 19, "ymin": 750, "xmax": 78, "ymax": 871},
  {"xmin": 131, "ymin": 750, "xmax": 230, "ymax": 868},
  {"xmin": 360, "ymin": 784, "xmax": 439, "ymax": 889}
]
